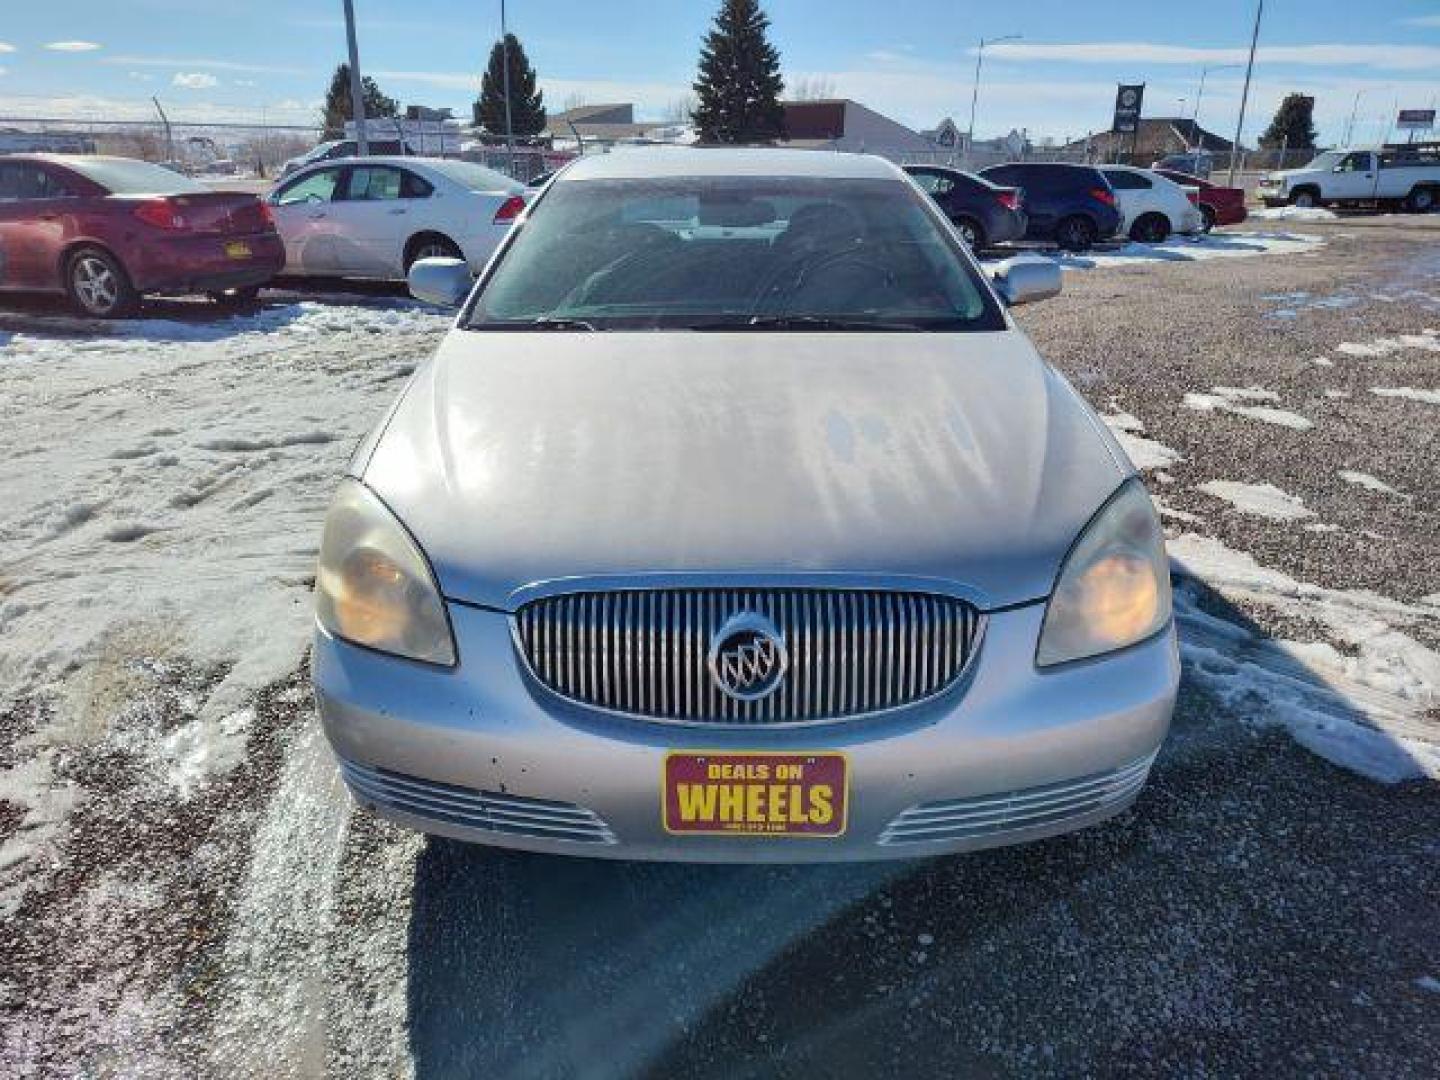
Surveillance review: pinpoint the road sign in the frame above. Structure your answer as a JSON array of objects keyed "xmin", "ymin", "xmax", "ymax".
[
  {"xmin": 1112, "ymin": 84, "xmax": 1145, "ymax": 134},
  {"xmin": 1397, "ymin": 109, "xmax": 1436, "ymax": 131}
]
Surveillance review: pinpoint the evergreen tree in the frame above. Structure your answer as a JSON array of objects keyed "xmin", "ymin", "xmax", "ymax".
[
  {"xmin": 474, "ymin": 35, "xmax": 547, "ymax": 137},
  {"xmin": 692, "ymin": 0, "xmax": 786, "ymax": 144},
  {"xmin": 320, "ymin": 64, "xmax": 399, "ymax": 139},
  {"xmin": 1259, "ymin": 93, "xmax": 1318, "ymax": 150}
]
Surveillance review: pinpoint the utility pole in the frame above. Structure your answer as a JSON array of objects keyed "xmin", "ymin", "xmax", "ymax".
[
  {"xmin": 500, "ymin": 0, "xmax": 516, "ymax": 174},
  {"xmin": 1343, "ymin": 91, "xmax": 1364, "ymax": 145},
  {"xmin": 1192, "ymin": 63, "xmax": 1240, "ymax": 152},
  {"xmin": 966, "ymin": 34, "xmax": 1020, "ymax": 165},
  {"xmin": 343, "ymin": 0, "xmax": 368, "ymax": 154},
  {"xmin": 151, "ymin": 97, "xmax": 173, "ymax": 165},
  {"xmin": 1227, "ymin": 0, "xmax": 1264, "ymax": 186}
]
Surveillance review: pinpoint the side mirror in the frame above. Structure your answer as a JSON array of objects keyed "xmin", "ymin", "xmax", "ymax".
[
  {"xmin": 991, "ymin": 256, "xmax": 1062, "ymax": 306},
  {"xmin": 408, "ymin": 257, "xmax": 472, "ymax": 308}
]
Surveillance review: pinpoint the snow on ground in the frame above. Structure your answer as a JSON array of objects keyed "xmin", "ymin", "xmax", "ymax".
[
  {"xmin": 1182, "ymin": 386, "xmax": 1313, "ymax": 430},
  {"xmin": 1196, "ymin": 480, "xmax": 1316, "ymax": 521},
  {"xmin": 1335, "ymin": 329, "xmax": 1440, "ymax": 357},
  {"xmin": 0, "ymin": 298, "xmax": 449, "ymax": 913},
  {"xmin": 1171, "ymin": 534, "xmax": 1440, "ymax": 783},
  {"xmin": 1250, "ymin": 206, "xmax": 1339, "ymax": 222},
  {"xmin": 1369, "ymin": 386, "xmax": 1440, "ymax": 405},
  {"xmin": 1048, "ymin": 231, "xmax": 1324, "ymax": 272},
  {"xmin": 1100, "ymin": 410, "xmax": 1182, "ymax": 470},
  {"xmin": 1337, "ymin": 470, "xmax": 1407, "ymax": 498}
]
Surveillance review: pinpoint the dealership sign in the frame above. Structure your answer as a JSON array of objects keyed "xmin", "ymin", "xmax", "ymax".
[
  {"xmin": 1112, "ymin": 84, "xmax": 1145, "ymax": 134},
  {"xmin": 1397, "ymin": 109, "xmax": 1436, "ymax": 130}
]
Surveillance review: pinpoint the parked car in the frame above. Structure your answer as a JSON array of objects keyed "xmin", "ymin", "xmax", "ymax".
[
  {"xmin": 902, "ymin": 164, "xmax": 1027, "ymax": 249},
  {"xmin": 978, "ymin": 162, "xmax": 1122, "ymax": 251},
  {"xmin": 1099, "ymin": 166, "xmax": 1204, "ymax": 243},
  {"xmin": 0, "ymin": 154, "xmax": 284, "ymax": 318},
  {"xmin": 1152, "ymin": 168, "xmax": 1247, "ymax": 231},
  {"xmin": 1257, "ymin": 146, "xmax": 1440, "ymax": 212},
  {"xmin": 278, "ymin": 139, "xmax": 409, "ymax": 178},
  {"xmin": 266, "ymin": 156, "xmax": 527, "ymax": 280},
  {"xmin": 1152, "ymin": 152, "xmax": 1213, "ymax": 179},
  {"xmin": 312, "ymin": 148, "xmax": 1178, "ymax": 863}
]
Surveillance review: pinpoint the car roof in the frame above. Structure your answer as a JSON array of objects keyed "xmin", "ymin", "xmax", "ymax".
[{"xmin": 560, "ymin": 148, "xmax": 901, "ymax": 181}]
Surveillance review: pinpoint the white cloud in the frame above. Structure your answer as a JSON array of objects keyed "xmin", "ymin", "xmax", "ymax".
[
  {"xmin": 45, "ymin": 41, "xmax": 101, "ymax": 52},
  {"xmin": 104, "ymin": 55, "xmax": 306, "ymax": 75},
  {"xmin": 127, "ymin": 71, "xmax": 154, "ymax": 82},
  {"xmin": 984, "ymin": 40, "xmax": 1440, "ymax": 72},
  {"xmin": 0, "ymin": 91, "xmax": 318, "ymax": 126},
  {"xmin": 0, "ymin": 67, "xmax": 7, "ymax": 77},
  {"xmin": 0, "ymin": 42, "xmax": 15, "ymax": 54},
  {"xmin": 172, "ymin": 71, "xmax": 219, "ymax": 89}
]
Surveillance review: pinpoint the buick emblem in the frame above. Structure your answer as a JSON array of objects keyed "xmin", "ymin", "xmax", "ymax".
[{"xmin": 709, "ymin": 613, "xmax": 788, "ymax": 702}]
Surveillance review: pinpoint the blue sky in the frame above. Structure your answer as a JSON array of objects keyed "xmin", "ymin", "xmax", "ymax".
[{"xmin": 2, "ymin": 1, "xmax": 1439, "ymax": 144}]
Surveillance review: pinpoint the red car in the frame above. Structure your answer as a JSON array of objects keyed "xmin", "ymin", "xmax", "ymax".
[
  {"xmin": 1153, "ymin": 168, "xmax": 1248, "ymax": 231},
  {"xmin": 0, "ymin": 154, "xmax": 284, "ymax": 318}
]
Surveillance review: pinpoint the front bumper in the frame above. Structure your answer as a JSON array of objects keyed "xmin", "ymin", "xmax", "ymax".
[{"xmin": 314, "ymin": 601, "xmax": 1178, "ymax": 863}]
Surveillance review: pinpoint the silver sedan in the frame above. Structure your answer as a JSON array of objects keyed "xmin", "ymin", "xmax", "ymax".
[{"xmin": 311, "ymin": 148, "xmax": 1178, "ymax": 862}]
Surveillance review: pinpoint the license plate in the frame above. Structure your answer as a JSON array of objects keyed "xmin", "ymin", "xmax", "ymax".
[
  {"xmin": 663, "ymin": 752, "xmax": 848, "ymax": 837},
  {"xmin": 224, "ymin": 241, "xmax": 252, "ymax": 259}
]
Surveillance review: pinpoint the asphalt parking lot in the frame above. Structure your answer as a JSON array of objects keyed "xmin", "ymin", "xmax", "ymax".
[{"xmin": 1, "ymin": 219, "xmax": 1438, "ymax": 1078}]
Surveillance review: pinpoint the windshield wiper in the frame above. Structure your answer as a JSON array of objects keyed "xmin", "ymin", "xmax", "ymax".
[
  {"xmin": 688, "ymin": 315, "xmax": 932, "ymax": 332},
  {"xmin": 468, "ymin": 316, "xmax": 597, "ymax": 331}
]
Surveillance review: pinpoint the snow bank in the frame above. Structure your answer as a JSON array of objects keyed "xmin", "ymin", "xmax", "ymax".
[
  {"xmin": 1196, "ymin": 480, "xmax": 1315, "ymax": 521},
  {"xmin": 1337, "ymin": 470, "xmax": 1405, "ymax": 498},
  {"xmin": 1050, "ymin": 230, "xmax": 1324, "ymax": 271},
  {"xmin": 1250, "ymin": 206, "xmax": 1338, "ymax": 221},
  {"xmin": 1183, "ymin": 386, "xmax": 1313, "ymax": 430},
  {"xmin": 1335, "ymin": 330, "xmax": 1440, "ymax": 358},
  {"xmin": 1101, "ymin": 411, "xmax": 1182, "ymax": 471},
  {"xmin": 1171, "ymin": 533, "xmax": 1440, "ymax": 783},
  {"xmin": 1370, "ymin": 386, "xmax": 1440, "ymax": 405}
]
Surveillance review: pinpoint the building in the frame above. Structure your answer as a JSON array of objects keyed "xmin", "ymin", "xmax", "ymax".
[
  {"xmin": 780, "ymin": 99, "xmax": 935, "ymax": 159},
  {"xmin": 542, "ymin": 104, "xmax": 689, "ymax": 146},
  {"xmin": 1069, "ymin": 118, "xmax": 1236, "ymax": 160}
]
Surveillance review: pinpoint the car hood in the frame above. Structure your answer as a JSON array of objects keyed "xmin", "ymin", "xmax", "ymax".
[{"xmin": 360, "ymin": 330, "xmax": 1129, "ymax": 611}]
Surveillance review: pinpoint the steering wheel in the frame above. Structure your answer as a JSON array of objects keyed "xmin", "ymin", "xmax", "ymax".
[{"xmin": 750, "ymin": 245, "xmax": 897, "ymax": 316}]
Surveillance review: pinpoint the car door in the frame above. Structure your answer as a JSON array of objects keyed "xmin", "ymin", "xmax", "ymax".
[
  {"xmin": 0, "ymin": 161, "xmax": 78, "ymax": 290},
  {"xmin": 1327, "ymin": 152, "xmax": 1377, "ymax": 200},
  {"xmin": 326, "ymin": 164, "xmax": 430, "ymax": 277},
  {"xmin": 268, "ymin": 166, "xmax": 345, "ymax": 274}
]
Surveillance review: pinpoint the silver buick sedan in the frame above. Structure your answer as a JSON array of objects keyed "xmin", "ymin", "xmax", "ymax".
[{"xmin": 311, "ymin": 148, "xmax": 1178, "ymax": 862}]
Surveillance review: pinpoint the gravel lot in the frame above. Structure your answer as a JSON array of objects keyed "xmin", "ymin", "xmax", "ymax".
[{"xmin": 1, "ymin": 220, "xmax": 1437, "ymax": 1078}]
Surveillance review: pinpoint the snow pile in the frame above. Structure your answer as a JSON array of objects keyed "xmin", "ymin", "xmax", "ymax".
[
  {"xmin": 1337, "ymin": 470, "xmax": 1406, "ymax": 498},
  {"xmin": 1335, "ymin": 330, "xmax": 1440, "ymax": 358},
  {"xmin": 1051, "ymin": 231, "xmax": 1324, "ymax": 271},
  {"xmin": 1101, "ymin": 411, "xmax": 1182, "ymax": 471},
  {"xmin": 0, "ymin": 298, "xmax": 449, "ymax": 906},
  {"xmin": 1197, "ymin": 480, "xmax": 1315, "ymax": 521},
  {"xmin": 1172, "ymin": 533, "xmax": 1440, "ymax": 783},
  {"xmin": 1250, "ymin": 206, "xmax": 1338, "ymax": 221},
  {"xmin": 1183, "ymin": 386, "xmax": 1313, "ymax": 430},
  {"xmin": 1370, "ymin": 386, "xmax": 1440, "ymax": 406}
]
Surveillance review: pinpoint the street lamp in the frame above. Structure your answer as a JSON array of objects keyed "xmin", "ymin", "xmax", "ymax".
[
  {"xmin": 1228, "ymin": 0, "xmax": 1265, "ymax": 186},
  {"xmin": 966, "ymin": 34, "xmax": 1021, "ymax": 161},
  {"xmin": 1192, "ymin": 63, "xmax": 1241, "ymax": 136}
]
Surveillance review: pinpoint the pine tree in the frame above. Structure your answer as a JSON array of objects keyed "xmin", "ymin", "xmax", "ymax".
[
  {"xmin": 692, "ymin": 0, "xmax": 786, "ymax": 144},
  {"xmin": 474, "ymin": 35, "xmax": 547, "ymax": 138},
  {"xmin": 1259, "ymin": 93, "xmax": 1318, "ymax": 150},
  {"xmin": 320, "ymin": 64, "xmax": 399, "ymax": 139}
]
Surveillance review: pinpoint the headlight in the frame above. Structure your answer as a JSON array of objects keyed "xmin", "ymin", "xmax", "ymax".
[
  {"xmin": 314, "ymin": 479, "xmax": 456, "ymax": 666},
  {"xmin": 1035, "ymin": 479, "xmax": 1171, "ymax": 667}
]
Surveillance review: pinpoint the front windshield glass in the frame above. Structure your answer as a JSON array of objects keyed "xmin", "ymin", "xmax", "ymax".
[
  {"xmin": 466, "ymin": 175, "xmax": 1003, "ymax": 331},
  {"xmin": 1305, "ymin": 151, "xmax": 1344, "ymax": 170}
]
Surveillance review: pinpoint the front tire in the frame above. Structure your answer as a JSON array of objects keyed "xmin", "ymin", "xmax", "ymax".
[
  {"xmin": 1290, "ymin": 188, "xmax": 1320, "ymax": 209},
  {"xmin": 1054, "ymin": 215, "xmax": 1097, "ymax": 252},
  {"xmin": 1200, "ymin": 205, "xmax": 1216, "ymax": 233},
  {"xmin": 1129, "ymin": 213, "xmax": 1171, "ymax": 244},
  {"xmin": 952, "ymin": 216, "xmax": 987, "ymax": 251},
  {"xmin": 1405, "ymin": 186, "xmax": 1436, "ymax": 214},
  {"xmin": 65, "ymin": 247, "xmax": 139, "ymax": 319}
]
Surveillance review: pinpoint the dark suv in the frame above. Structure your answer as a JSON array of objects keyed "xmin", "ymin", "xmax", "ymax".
[
  {"xmin": 978, "ymin": 163, "xmax": 1121, "ymax": 251},
  {"xmin": 902, "ymin": 165, "xmax": 1027, "ymax": 250}
]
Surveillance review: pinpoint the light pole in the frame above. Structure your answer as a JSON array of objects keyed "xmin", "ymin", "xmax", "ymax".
[
  {"xmin": 966, "ymin": 34, "xmax": 1021, "ymax": 162},
  {"xmin": 342, "ymin": 0, "xmax": 368, "ymax": 155},
  {"xmin": 1344, "ymin": 90, "xmax": 1365, "ymax": 145},
  {"xmin": 1191, "ymin": 63, "xmax": 1241, "ymax": 145},
  {"xmin": 1227, "ymin": 0, "xmax": 1264, "ymax": 186},
  {"xmin": 500, "ymin": 0, "xmax": 515, "ymax": 174}
]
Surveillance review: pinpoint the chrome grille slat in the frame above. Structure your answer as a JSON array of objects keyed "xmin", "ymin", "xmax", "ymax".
[{"xmin": 515, "ymin": 587, "xmax": 982, "ymax": 726}]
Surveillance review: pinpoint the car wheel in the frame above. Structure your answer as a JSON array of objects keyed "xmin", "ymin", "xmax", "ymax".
[
  {"xmin": 1129, "ymin": 213, "xmax": 1171, "ymax": 244},
  {"xmin": 65, "ymin": 247, "xmax": 139, "ymax": 319},
  {"xmin": 952, "ymin": 216, "xmax": 987, "ymax": 251},
  {"xmin": 1054, "ymin": 215, "xmax": 1096, "ymax": 252},
  {"xmin": 1291, "ymin": 189, "xmax": 1319, "ymax": 209},
  {"xmin": 405, "ymin": 234, "xmax": 463, "ymax": 272},
  {"xmin": 209, "ymin": 285, "xmax": 262, "ymax": 308},
  {"xmin": 1405, "ymin": 186, "xmax": 1436, "ymax": 214},
  {"xmin": 1200, "ymin": 205, "xmax": 1216, "ymax": 233}
]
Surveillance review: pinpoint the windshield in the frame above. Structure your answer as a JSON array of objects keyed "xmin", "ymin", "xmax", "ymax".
[
  {"xmin": 465, "ymin": 175, "xmax": 1004, "ymax": 331},
  {"xmin": 425, "ymin": 159, "xmax": 522, "ymax": 193},
  {"xmin": 65, "ymin": 158, "xmax": 208, "ymax": 195},
  {"xmin": 1304, "ymin": 151, "xmax": 1344, "ymax": 171}
]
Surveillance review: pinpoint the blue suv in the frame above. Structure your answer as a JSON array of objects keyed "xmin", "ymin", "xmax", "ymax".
[{"xmin": 979, "ymin": 163, "xmax": 1122, "ymax": 251}]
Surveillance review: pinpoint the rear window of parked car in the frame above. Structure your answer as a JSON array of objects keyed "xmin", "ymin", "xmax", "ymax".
[
  {"xmin": 982, "ymin": 164, "xmax": 1105, "ymax": 193},
  {"xmin": 61, "ymin": 158, "xmax": 207, "ymax": 195},
  {"xmin": 424, "ymin": 160, "xmax": 522, "ymax": 193},
  {"xmin": 468, "ymin": 175, "xmax": 1005, "ymax": 332}
]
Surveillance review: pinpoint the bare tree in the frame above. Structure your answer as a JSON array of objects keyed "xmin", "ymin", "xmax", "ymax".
[
  {"xmin": 665, "ymin": 93, "xmax": 697, "ymax": 123},
  {"xmin": 788, "ymin": 75, "xmax": 836, "ymax": 102}
]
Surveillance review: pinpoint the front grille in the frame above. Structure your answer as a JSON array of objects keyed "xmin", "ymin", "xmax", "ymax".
[
  {"xmin": 340, "ymin": 759, "xmax": 617, "ymax": 844},
  {"xmin": 878, "ymin": 751, "xmax": 1158, "ymax": 845},
  {"xmin": 514, "ymin": 588, "xmax": 983, "ymax": 725}
]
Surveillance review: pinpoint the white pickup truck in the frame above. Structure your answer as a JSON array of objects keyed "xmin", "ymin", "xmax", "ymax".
[{"xmin": 1258, "ymin": 147, "xmax": 1440, "ymax": 212}]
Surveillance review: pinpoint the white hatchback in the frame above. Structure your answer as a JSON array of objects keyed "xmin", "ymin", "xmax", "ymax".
[
  {"xmin": 266, "ymin": 156, "xmax": 527, "ymax": 280},
  {"xmin": 1100, "ymin": 166, "xmax": 1204, "ymax": 243}
]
